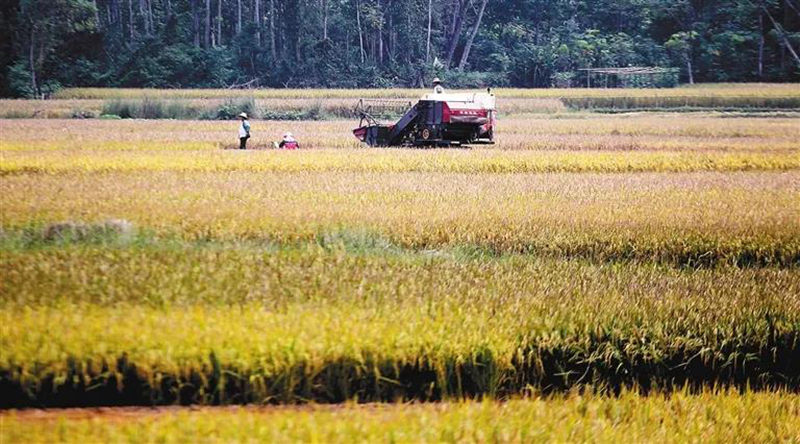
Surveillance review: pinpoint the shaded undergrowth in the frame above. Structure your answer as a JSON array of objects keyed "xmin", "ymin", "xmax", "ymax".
[{"xmin": 2, "ymin": 328, "xmax": 798, "ymax": 408}]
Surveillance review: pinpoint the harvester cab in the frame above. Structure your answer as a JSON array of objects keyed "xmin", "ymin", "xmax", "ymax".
[{"xmin": 353, "ymin": 91, "xmax": 496, "ymax": 147}]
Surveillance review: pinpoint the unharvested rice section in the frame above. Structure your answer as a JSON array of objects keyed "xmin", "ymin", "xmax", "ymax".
[{"xmin": 1, "ymin": 115, "xmax": 799, "ymax": 407}]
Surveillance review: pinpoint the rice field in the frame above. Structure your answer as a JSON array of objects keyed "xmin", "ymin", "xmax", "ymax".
[
  {"xmin": 3, "ymin": 83, "xmax": 799, "ymax": 119},
  {"xmin": 1, "ymin": 88, "xmax": 799, "ymax": 439},
  {"xmin": 3, "ymin": 392, "xmax": 799, "ymax": 443}
]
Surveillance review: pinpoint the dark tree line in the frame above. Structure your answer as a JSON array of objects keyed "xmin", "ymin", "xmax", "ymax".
[{"xmin": 1, "ymin": 0, "xmax": 798, "ymax": 97}]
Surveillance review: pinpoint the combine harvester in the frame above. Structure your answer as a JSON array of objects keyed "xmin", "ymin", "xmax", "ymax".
[{"xmin": 353, "ymin": 90, "xmax": 496, "ymax": 147}]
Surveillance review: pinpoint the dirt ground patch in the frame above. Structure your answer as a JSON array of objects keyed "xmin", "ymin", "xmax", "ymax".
[{"xmin": 1, "ymin": 404, "xmax": 390, "ymax": 423}]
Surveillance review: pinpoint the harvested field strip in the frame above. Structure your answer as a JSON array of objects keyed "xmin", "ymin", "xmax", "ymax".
[
  {"xmin": 3, "ymin": 149, "xmax": 798, "ymax": 174},
  {"xmin": 2, "ymin": 117, "xmax": 799, "ymax": 150},
  {"xmin": 3, "ymin": 393, "xmax": 800, "ymax": 442},
  {"xmin": 1, "ymin": 172, "xmax": 798, "ymax": 266},
  {"xmin": 1, "ymin": 246, "xmax": 799, "ymax": 407},
  {"xmin": 6, "ymin": 137, "xmax": 800, "ymax": 153},
  {"xmin": 3, "ymin": 116, "xmax": 799, "ymax": 141}
]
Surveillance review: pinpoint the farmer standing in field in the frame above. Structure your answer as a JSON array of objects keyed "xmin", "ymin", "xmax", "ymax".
[
  {"xmin": 432, "ymin": 77, "xmax": 445, "ymax": 94},
  {"xmin": 238, "ymin": 112, "xmax": 251, "ymax": 149}
]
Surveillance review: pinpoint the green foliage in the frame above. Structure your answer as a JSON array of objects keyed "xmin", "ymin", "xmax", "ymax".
[
  {"xmin": 214, "ymin": 97, "xmax": 258, "ymax": 120},
  {"xmin": 2, "ymin": 0, "xmax": 797, "ymax": 96},
  {"xmin": 437, "ymin": 71, "xmax": 511, "ymax": 88},
  {"xmin": 14, "ymin": 0, "xmax": 97, "ymax": 97},
  {"xmin": 7, "ymin": 62, "xmax": 35, "ymax": 98},
  {"xmin": 101, "ymin": 98, "xmax": 202, "ymax": 119}
]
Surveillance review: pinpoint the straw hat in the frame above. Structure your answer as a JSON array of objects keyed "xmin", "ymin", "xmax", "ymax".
[{"xmin": 238, "ymin": 112, "xmax": 248, "ymax": 119}]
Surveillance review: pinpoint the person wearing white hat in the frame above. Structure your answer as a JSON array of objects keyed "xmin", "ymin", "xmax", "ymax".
[
  {"xmin": 432, "ymin": 77, "xmax": 444, "ymax": 94},
  {"xmin": 278, "ymin": 132, "xmax": 299, "ymax": 150},
  {"xmin": 238, "ymin": 112, "xmax": 251, "ymax": 149}
]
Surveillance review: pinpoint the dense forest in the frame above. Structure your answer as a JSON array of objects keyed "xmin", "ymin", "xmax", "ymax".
[{"xmin": 1, "ymin": 0, "xmax": 798, "ymax": 97}]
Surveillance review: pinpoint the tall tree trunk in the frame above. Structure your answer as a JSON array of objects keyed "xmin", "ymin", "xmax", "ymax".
[
  {"xmin": 148, "ymin": 0, "xmax": 154, "ymax": 33},
  {"xmin": 322, "ymin": 0, "xmax": 328, "ymax": 40},
  {"xmin": 217, "ymin": 0, "xmax": 222, "ymax": 46},
  {"xmin": 388, "ymin": 6, "xmax": 394, "ymax": 61},
  {"xmin": 138, "ymin": 0, "xmax": 144, "ymax": 33},
  {"xmin": 444, "ymin": 0, "xmax": 466, "ymax": 69},
  {"xmin": 204, "ymin": 0, "xmax": 211, "ymax": 47},
  {"xmin": 763, "ymin": 5, "xmax": 800, "ymax": 66},
  {"xmin": 356, "ymin": 0, "xmax": 365, "ymax": 64},
  {"xmin": 686, "ymin": 57, "xmax": 694, "ymax": 84},
  {"xmin": 29, "ymin": 30, "xmax": 38, "ymax": 97},
  {"xmin": 457, "ymin": 0, "xmax": 488, "ymax": 70},
  {"xmin": 783, "ymin": 0, "xmax": 789, "ymax": 68},
  {"xmin": 377, "ymin": 0, "xmax": 383, "ymax": 65},
  {"xmin": 425, "ymin": 0, "xmax": 432, "ymax": 62},
  {"xmin": 192, "ymin": 0, "xmax": 200, "ymax": 46},
  {"xmin": 758, "ymin": 8, "xmax": 764, "ymax": 78},
  {"xmin": 36, "ymin": 38, "xmax": 46, "ymax": 97},
  {"xmin": 269, "ymin": 0, "xmax": 276, "ymax": 58},
  {"xmin": 255, "ymin": 0, "xmax": 262, "ymax": 47},
  {"xmin": 448, "ymin": 0, "xmax": 458, "ymax": 40},
  {"xmin": 236, "ymin": 0, "xmax": 242, "ymax": 34},
  {"xmin": 128, "ymin": 0, "xmax": 135, "ymax": 41},
  {"xmin": 296, "ymin": 32, "xmax": 301, "ymax": 62}
]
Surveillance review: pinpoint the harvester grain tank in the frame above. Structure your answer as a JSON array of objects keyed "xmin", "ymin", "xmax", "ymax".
[{"xmin": 353, "ymin": 90, "xmax": 496, "ymax": 147}]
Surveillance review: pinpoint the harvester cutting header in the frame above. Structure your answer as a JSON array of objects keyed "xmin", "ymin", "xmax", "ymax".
[{"xmin": 353, "ymin": 81, "xmax": 496, "ymax": 147}]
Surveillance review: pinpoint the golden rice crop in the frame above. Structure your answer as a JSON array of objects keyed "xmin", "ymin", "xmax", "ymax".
[
  {"xmin": 3, "ymin": 149, "xmax": 797, "ymax": 174},
  {"xmin": 2, "ymin": 171, "xmax": 798, "ymax": 266},
  {"xmin": 3, "ymin": 115, "xmax": 799, "ymax": 144},
  {"xmin": 1, "ymin": 110, "xmax": 798, "ymax": 409},
  {"xmin": 2, "ymin": 246, "xmax": 799, "ymax": 406},
  {"xmin": 1, "ymin": 117, "xmax": 798, "ymax": 176},
  {"xmin": 3, "ymin": 392, "xmax": 799, "ymax": 443}
]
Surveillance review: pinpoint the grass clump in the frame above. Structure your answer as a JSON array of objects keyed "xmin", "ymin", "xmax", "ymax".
[
  {"xmin": 102, "ymin": 98, "xmax": 202, "ymax": 119},
  {"xmin": 41, "ymin": 219, "xmax": 135, "ymax": 244},
  {"xmin": 213, "ymin": 97, "xmax": 258, "ymax": 120}
]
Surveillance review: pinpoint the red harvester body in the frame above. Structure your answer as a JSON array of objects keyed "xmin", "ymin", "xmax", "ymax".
[{"xmin": 353, "ymin": 92, "xmax": 496, "ymax": 147}]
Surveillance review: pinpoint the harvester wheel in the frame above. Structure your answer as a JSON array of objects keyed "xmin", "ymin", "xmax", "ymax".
[{"xmin": 421, "ymin": 128, "xmax": 431, "ymax": 140}]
